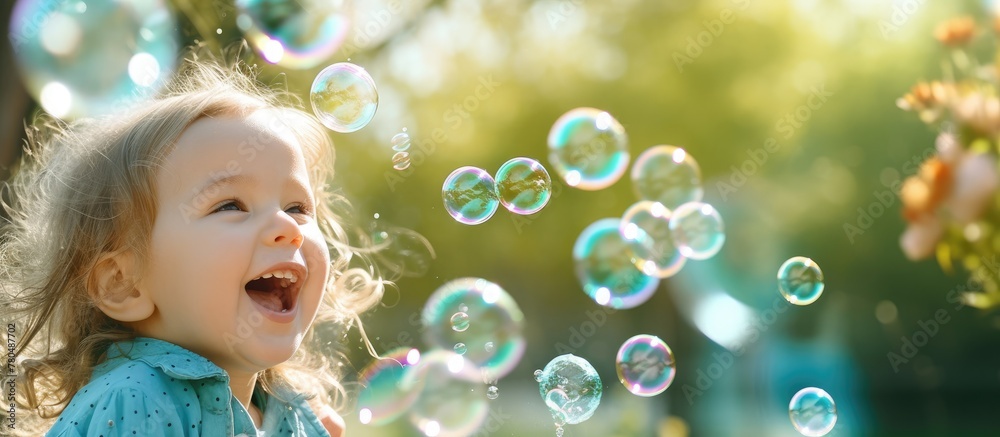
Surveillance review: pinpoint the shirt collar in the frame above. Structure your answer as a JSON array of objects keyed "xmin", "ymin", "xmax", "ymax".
[{"xmin": 96, "ymin": 336, "xmax": 228, "ymax": 381}]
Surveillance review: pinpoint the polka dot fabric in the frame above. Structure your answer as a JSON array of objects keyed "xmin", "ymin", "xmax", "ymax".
[{"xmin": 45, "ymin": 337, "xmax": 331, "ymax": 436}]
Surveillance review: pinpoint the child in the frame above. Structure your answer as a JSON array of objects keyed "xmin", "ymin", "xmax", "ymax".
[{"xmin": 2, "ymin": 56, "xmax": 385, "ymax": 436}]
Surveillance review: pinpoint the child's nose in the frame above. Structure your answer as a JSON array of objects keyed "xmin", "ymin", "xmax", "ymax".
[{"xmin": 265, "ymin": 211, "xmax": 304, "ymax": 247}]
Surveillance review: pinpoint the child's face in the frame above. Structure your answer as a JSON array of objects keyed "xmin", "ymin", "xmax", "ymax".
[{"xmin": 135, "ymin": 110, "xmax": 331, "ymax": 373}]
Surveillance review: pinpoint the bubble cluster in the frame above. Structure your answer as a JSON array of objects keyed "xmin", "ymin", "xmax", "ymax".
[
  {"xmin": 620, "ymin": 201, "xmax": 686, "ymax": 278},
  {"xmin": 310, "ymin": 62, "xmax": 378, "ymax": 133},
  {"xmin": 10, "ymin": 0, "xmax": 179, "ymax": 119},
  {"xmin": 669, "ymin": 202, "xmax": 725, "ymax": 260},
  {"xmin": 495, "ymin": 157, "xmax": 553, "ymax": 215},
  {"xmin": 422, "ymin": 278, "xmax": 525, "ymax": 380},
  {"xmin": 574, "ymin": 218, "xmax": 660, "ymax": 309},
  {"xmin": 778, "ymin": 257, "xmax": 825, "ymax": 306},
  {"xmin": 547, "ymin": 108, "xmax": 630, "ymax": 190},
  {"xmin": 357, "ymin": 347, "xmax": 421, "ymax": 426},
  {"xmin": 631, "ymin": 146, "xmax": 703, "ymax": 209},
  {"xmin": 402, "ymin": 350, "xmax": 488, "ymax": 437},
  {"xmin": 537, "ymin": 354, "xmax": 603, "ymax": 425},
  {"xmin": 789, "ymin": 387, "xmax": 837, "ymax": 436},
  {"xmin": 442, "ymin": 167, "xmax": 500, "ymax": 225},
  {"xmin": 615, "ymin": 335, "xmax": 676, "ymax": 397},
  {"xmin": 236, "ymin": 0, "xmax": 349, "ymax": 69}
]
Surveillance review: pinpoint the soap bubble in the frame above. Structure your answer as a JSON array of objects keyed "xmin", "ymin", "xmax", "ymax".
[
  {"xmin": 453, "ymin": 343, "xmax": 467, "ymax": 355},
  {"xmin": 357, "ymin": 347, "xmax": 421, "ymax": 426},
  {"xmin": 310, "ymin": 62, "xmax": 378, "ymax": 133},
  {"xmin": 547, "ymin": 108, "xmax": 629, "ymax": 190},
  {"xmin": 392, "ymin": 131, "xmax": 412, "ymax": 152},
  {"xmin": 402, "ymin": 350, "xmax": 488, "ymax": 437},
  {"xmin": 620, "ymin": 201, "xmax": 686, "ymax": 278},
  {"xmin": 392, "ymin": 151, "xmax": 411, "ymax": 171},
  {"xmin": 484, "ymin": 342, "xmax": 495, "ymax": 353},
  {"xmin": 236, "ymin": 0, "xmax": 349, "ymax": 69},
  {"xmin": 537, "ymin": 354, "xmax": 602, "ymax": 425},
  {"xmin": 450, "ymin": 312, "xmax": 470, "ymax": 332},
  {"xmin": 615, "ymin": 335, "xmax": 676, "ymax": 397},
  {"xmin": 442, "ymin": 167, "xmax": 499, "ymax": 225},
  {"xmin": 778, "ymin": 257, "xmax": 825, "ymax": 305},
  {"xmin": 789, "ymin": 387, "xmax": 837, "ymax": 436},
  {"xmin": 422, "ymin": 278, "xmax": 525, "ymax": 380},
  {"xmin": 10, "ymin": 0, "xmax": 179, "ymax": 119},
  {"xmin": 668, "ymin": 202, "xmax": 725, "ymax": 260},
  {"xmin": 631, "ymin": 146, "xmax": 703, "ymax": 209},
  {"xmin": 486, "ymin": 385, "xmax": 499, "ymax": 400},
  {"xmin": 495, "ymin": 157, "xmax": 553, "ymax": 215},
  {"xmin": 574, "ymin": 218, "xmax": 660, "ymax": 309},
  {"xmin": 533, "ymin": 369, "xmax": 543, "ymax": 382}
]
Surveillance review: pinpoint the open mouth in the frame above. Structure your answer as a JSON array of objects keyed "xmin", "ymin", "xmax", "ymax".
[{"xmin": 245, "ymin": 271, "xmax": 301, "ymax": 313}]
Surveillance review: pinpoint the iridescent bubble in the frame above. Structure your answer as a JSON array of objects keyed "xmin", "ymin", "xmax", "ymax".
[
  {"xmin": 10, "ymin": 0, "xmax": 179, "ymax": 119},
  {"xmin": 533, "ymin": 369, "xmax": 543, "ymax": 382},
  {"xmin": 422, "ymin": 278, "xmax": 525, "ymax": 380},
  {"xmin": 450, "ymin": 312, "xmax": 470, "ymax": 332},
  {"xmin": 486, "ymin": 385, "xmax": 499, "ymax": 400},
  {"xmin": 402, "ymin": 350, "xmax": 488, "ymax": 437},
  {"xmin": 310, "ymin": 62, "xmax": 378, "ymax": 133},
  {"xmin": 668, "ymin": 202, "xmax": 725, "ymax": 260},
  {"xmin": 620, "ymin": 201, "xmax": 686, "ymax": 278},
  {"xmin": 453, "ymin": 343, "xmax": 467, "ymax": 355},
  {"xmin": 392, "ymin": 151, "xmax": 411, "ymax": 171},
  {"xmin": 547, "ymin": 107, "xmax": 629, "ymax": 190},
  {"xmin": 789, "ymin": 387, "xmax": 837, "ymax": 437},
  {"xmin": 574, "ymin": 218, "xmax": 660, "ymax": 309},
  {"xmin": 631, "ymin": 145, "xmax": 703, "ymax": 209},
  {"xmin": 778, "ymin": 257, "xmax": 825, "ymax": 306},
  {"xmin": 442, "ymin": 167, "xmax": 499, "ymax": 225},
  {"xmin": 357, "ymin": 347, "xmax": 421, "ymax": 426},
  {"xmin": 537, "ymin": 354, "xmax": 602, "ymax": 425},
  {"xmin": 369, "ymin": 224, "xmax": 436, "ymax": 277},
  {"xmin": 392, "ymin": 131, "xmax": 412, "ymax": 152},
  {"xmin": 495, "ymin": 157, "xmax": 552, "ymax": 215},
  {"xmin": 235, "ymin": 0, "xmax": 349, "ymax": 69},
  {"xmin": 615, "ymin": 335, "xmax": 676, "ymax": 397},
  {"xmin": 484, "ymin": 342, "xmax": 495, "ymax": 353}
]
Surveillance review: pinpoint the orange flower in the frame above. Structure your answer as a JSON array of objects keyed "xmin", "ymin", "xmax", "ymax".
[
  {"xmin": 900, "ymin": 133, "xmax": 1000, "ymax": 260},
  {"xmin": 935, "ymin": 17, "xmax": 976, "ymax": 46},
  {"xmin": 897, "ymin": 81, "xmax": 949, "ymax": 112}
]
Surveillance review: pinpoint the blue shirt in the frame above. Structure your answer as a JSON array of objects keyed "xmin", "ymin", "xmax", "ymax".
[{"xmin": 46, "ymin": 337, "xmax": 331, "ymax": 436}]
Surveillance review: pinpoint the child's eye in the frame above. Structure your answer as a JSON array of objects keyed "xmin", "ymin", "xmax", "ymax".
[
  {"xmin": 212, "ymin": 200, "xmax": 246, "ymax": 213},
  {"xmin": 286, "ymin": 203, "xmax": 313, "ymax": 216}
]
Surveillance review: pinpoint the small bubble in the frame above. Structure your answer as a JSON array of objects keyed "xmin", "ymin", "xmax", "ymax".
[
  {"xmin": 485, "ymin": 342, "xmax": 495, "ymax": 352},
  {"xmin": 216, "ymin": 28, "xmax": 222, "ymax": 34},
  {"xmin": 392, "ymin": 151, "xmax": 410, "ymax": 171},
  {"xmin": 459, "ymin": 303, "xmax": 468, "ymax": 312},
  {"xmin": 454, "ymin": 343, "xmax": 467, "ymax": 355},
  {"xmin": 534, "ymin": 369, "xmax": 543, "ymax": 382},
  {"xmin": 555, "ymin": 425, "xmax": 564, "ymax": 437},
  {"xmin": 486, "ymin": 385, "xmax": 499, "ymax": 400},
  {"xmin": 450, "ymin": 312, "xmax": 470, "ymax": 332}
]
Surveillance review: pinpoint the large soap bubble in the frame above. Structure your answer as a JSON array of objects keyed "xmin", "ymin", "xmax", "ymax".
[
  {"xmin": 401, "ymin": 350, "xmax": 489, "ymax": 437},
  {"xmin": 236, "ymin": 0, "xmax": 350, "ymax": 69},
  {"xmin": 574, "ymin": 218, "xmax": 660, "ymax": 309},
  {"xmin": 10, "ymin": 0, "xmax": 179, "ymax": 119},
  {"xmin": 547, "ymin": 108, "xmax": 629, "ymax": 190},
  {"xmin": 421, "ymin": 278, "xmax": 525, "ymax": 380},
  {"xmin": 537, "ymin": 354, "xmax": 603, "ymax": 425},
  {"xmin": 357, "ymin": 347, "xmax": 421, "ymax": 426}
]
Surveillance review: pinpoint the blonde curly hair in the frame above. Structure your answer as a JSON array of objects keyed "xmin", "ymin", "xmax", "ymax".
[{"xmin": 1, "ymin": 53, "xmax": 385, "ymax": 435}]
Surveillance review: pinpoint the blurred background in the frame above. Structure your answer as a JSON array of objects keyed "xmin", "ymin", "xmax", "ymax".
[{"xmin": 3, "ymin": 0, "xmax": 1000, "ymax": 436}]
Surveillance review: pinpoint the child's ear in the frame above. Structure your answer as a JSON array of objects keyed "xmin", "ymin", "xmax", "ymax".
[{"xmin": 90, "ymin": 251, "xmax": 154, "ymax": 323}]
